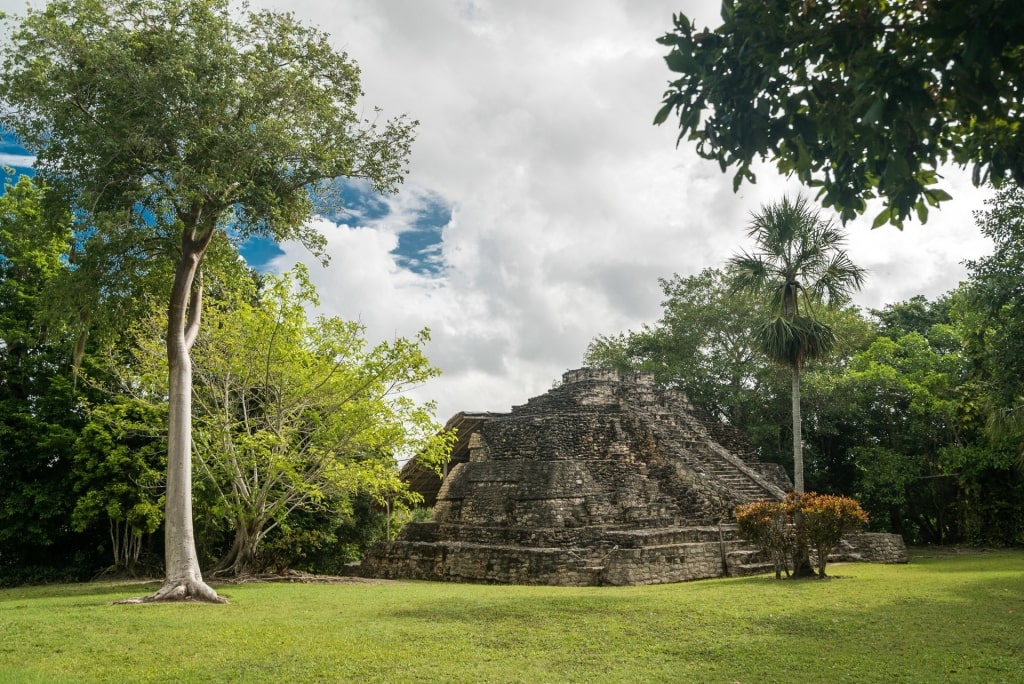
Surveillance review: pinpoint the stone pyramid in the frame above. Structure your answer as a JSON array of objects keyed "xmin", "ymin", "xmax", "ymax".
[{"xmin": 359, "ymin": 369, "xmax": 801, "ymax": 585}]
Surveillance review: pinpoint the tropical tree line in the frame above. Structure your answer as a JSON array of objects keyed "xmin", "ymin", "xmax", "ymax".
[
  {"xmin": 0, "ymin": 0, "xmax": 431, "ymax": 602},
  {"xmin": 0, "ymin": 176, "xmax": 449, "ymax": 587},
  {"xmin": 3, "ymin": 0, "xmax": 1022, "ymax": 594},
  {"xmin": 586, "ymin": 186, "xmax": 1024, "ymax": 548}
]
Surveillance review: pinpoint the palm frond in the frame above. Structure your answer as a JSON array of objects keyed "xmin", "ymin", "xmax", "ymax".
[
  {"xmin": 808, "ymin": 251, "xmax": 868, "ymax": 305},
  {"xmin": 727, "ymin": 253, "xmax": 772, "ymax": 289},
  {"xmin": 733, "ymin": 193, "xmax": 866, "ymax": 322},
  {"xmin": 754, "ymin": 315, "xmax": 837, "ymax": 367}
]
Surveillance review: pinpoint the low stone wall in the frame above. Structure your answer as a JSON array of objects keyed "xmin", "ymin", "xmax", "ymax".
[
  {"xmin": 832, "ymin": 532, "xmax": 909, "ymax": 564},
  {"xmin": 600, "ymin": 542, "xmax": 729, "ymax": 585},
  {"xmin": 361, "ymin": 541, "xmax": 605, "ymax": 586},
  {"xmin": 359, "ymin": 536, "xmax": 768, "ymax": 586},
  {"xmin": 358, "ymin": 530, "xmax": 909, "ymax": 585}
]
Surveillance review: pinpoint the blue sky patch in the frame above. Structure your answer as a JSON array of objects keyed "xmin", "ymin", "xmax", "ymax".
[
  {"xmin": 0, "ymin": 131, "xmax": 449, "ymax": 276},
  {"xmin": 392, "ymin": 191, "xmax": 451, "ymax": 276},
  {"xmin": 0, "ymin": 132, "xmax": 35, "ymax": 182},
  {"xmin": 311, "ymin": 177, "xmax": 391, "ymax": 225},
  {"xmin": 310, "ymin": 178, "xmax": 451, "ymax": 276},
  {"xmin": 238, "ymin": 235, "xmax": 286, "ymax": 269}
]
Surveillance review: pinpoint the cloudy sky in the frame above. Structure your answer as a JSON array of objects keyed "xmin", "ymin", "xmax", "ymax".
[{"xmin": 2, "ymin": 0, "xmax": 996, "ymax": 423}]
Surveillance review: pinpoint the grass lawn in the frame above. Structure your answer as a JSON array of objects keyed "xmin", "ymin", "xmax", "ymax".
[{"xmin": 0, "ymin": 549, "xmax": 1021, "ymax": 683}]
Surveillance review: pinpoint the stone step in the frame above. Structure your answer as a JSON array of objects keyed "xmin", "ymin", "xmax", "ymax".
[
  {"xmin": 726, "ymin": 548, "xmax": 764, "ymax": 562},
  {"xmin": 729, "ymin": 561, "xmax": 777, "ymax": 577},
  {"xmin": 637, "ymin": 413, "xmax": 781, "ymax": 503}
]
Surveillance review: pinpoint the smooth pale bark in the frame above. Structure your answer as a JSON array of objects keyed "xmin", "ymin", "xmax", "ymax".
[
  {"xmin": 784, "ymin": 282, "xmax": 814, "ymax": 577},
  {"xmin": 782, "ymin": 279, "xmax": 805, "ymax": 495},
  {"xmin": 789, "ymin": 362, "xmax": 815, "ymax": 578},
  {"xmin": 122, "ymin": 227, "xmax": 225, "ymax": 603}
]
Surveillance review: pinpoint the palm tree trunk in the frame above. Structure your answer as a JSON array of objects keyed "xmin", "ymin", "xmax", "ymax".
[
  {"xmin": 790, "ymin": 362, "xmax": 816, "ymax": 577},
  {"xmin": 791, "ymin": 364, "xmax": 804, "ymax": 494}
]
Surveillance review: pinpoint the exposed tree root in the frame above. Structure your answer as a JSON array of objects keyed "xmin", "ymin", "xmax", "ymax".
[{"xmin": 115, "ymin": 578, "xmax": 227, "ymax": 604}]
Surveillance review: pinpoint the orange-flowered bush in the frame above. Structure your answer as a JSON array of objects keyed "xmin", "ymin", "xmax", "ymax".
[
  {"xmin": 735, "ymin": 499, "xmax": 794, "ymax": 579},
  {"xmin": 797, "ymin": 493, "xmax": 869, "ymax": 577},
  {"xmin": 736, "ymin": 493, "xmax": 868, "ymax": 579}
]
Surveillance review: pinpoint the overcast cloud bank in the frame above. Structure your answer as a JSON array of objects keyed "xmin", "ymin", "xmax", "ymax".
[
  {"xmin": 257, "ymin": 0, "xmax": 992, "ymax": 421},
  {"xmin": 0, "ymin": 0, "xmax": 994, "ymax": 422}
]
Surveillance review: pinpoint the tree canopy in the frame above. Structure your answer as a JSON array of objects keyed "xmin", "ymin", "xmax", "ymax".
[
  {"xmin": 0, "ymin": 176, "xmax": 98, "ymax": 584},
  {"xmin": 656, "ymin": 1, "xmax": 1024, "ymax": 227},
  {"xmin": 0, "ymin": 0, "xmax": 417, "ymax": 602},
  {"xmin": 961, "ymin": 184, "xmax": 1024, "ymax": 454}
]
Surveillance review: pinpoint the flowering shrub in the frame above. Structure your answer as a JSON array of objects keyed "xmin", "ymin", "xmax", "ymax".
[
  {"xmin": 736, "ymin": 493, "xmax": 868, "ymax": 579},
  {"xmin": 735, "ymin": 499, "xmax": 794, "ymax": 579},
  {"xmin": 797, "ymin": 493, "xmax": 869, "ymax": 577}
]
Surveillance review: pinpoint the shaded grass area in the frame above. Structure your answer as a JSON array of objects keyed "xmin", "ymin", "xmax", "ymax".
[{"xmin": 0, "ymin": 549, "xmax": 1021, "ymax": 683}]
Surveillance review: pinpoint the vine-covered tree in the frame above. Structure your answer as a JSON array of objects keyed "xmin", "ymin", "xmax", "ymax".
[
  {"xmin": 656, "ymin": 1, "xmax": 1024, "ymax": 226},
  {"xmin": 0, "ymin": 0, "xmax": 416, "ymax": 602}
]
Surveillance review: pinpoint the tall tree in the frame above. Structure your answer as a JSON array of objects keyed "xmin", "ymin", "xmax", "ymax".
[
  {"xmin": 728, "ymin": 196, "xmax": 866, "ymax": 494},
  {"xmin": 961, "ymin": 183, "xmax": 1024, "ymax": 460},
  {"xmin": 0, "ymin": 0, "xmax": 416, "ymax": 602},
  {"xmin": 656, "ymin": 1, "xmax": 1024, "ymax": 226},
  {"xmin": 0, "ymin": 176, "xmax": 103, "ymax": 585},
  {"xmin": 113, "ymin": 267, "xmax": 451, "ymax": 576}
]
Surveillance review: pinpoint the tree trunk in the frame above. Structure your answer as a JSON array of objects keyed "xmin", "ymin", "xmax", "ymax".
[
  {"xmin": 122, "ymin": 231, "xmax": 224, "ymax": 604},
  {"xmin": 211, "ymin": 519, "xmax": 265, "ymax": 577},
  {"xmin": 791, "ymin": 364, "xmax": 804, "ymax": 494},
  {"xmin": 789, "ymin": 363, "xmax": 816, "ymax": 577}
]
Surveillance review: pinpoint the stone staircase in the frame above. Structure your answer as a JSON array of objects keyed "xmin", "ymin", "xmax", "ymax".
[{"xmin": 620, "ymin": 381, "xmax": 788, "ymax": 506}]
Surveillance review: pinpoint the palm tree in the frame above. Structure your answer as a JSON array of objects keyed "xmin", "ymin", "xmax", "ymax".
[{"xmin": 728, "ymin": 196, "xmax": 866, "ymax": 494}]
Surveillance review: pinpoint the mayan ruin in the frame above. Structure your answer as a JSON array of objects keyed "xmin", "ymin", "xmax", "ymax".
[{"xmin": 359, "ymin": 369, "xmax": 908, "ymax": 585}]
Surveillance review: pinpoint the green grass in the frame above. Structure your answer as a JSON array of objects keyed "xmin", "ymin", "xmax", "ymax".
[{"xmin": 1, "ymin": 549, "xmax": 1022, "ymax": 683}]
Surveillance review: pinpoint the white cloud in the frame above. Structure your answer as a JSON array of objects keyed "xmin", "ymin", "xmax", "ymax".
[
  {"xmin": 0, "ymin": 153, "xmax": 34, "ymax": 168},
  {"xmin": 78, "ymin": 0, "xmax": 1005, "ymax": 421},
  {"xmin": 253, "ymin": 0, "xmax": 997, "ymax": 421}
]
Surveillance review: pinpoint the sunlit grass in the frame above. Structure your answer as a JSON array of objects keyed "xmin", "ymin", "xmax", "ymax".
[{"xmin": 1, "ymin": 549, "xmax": 1021, "ymax": 683}]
